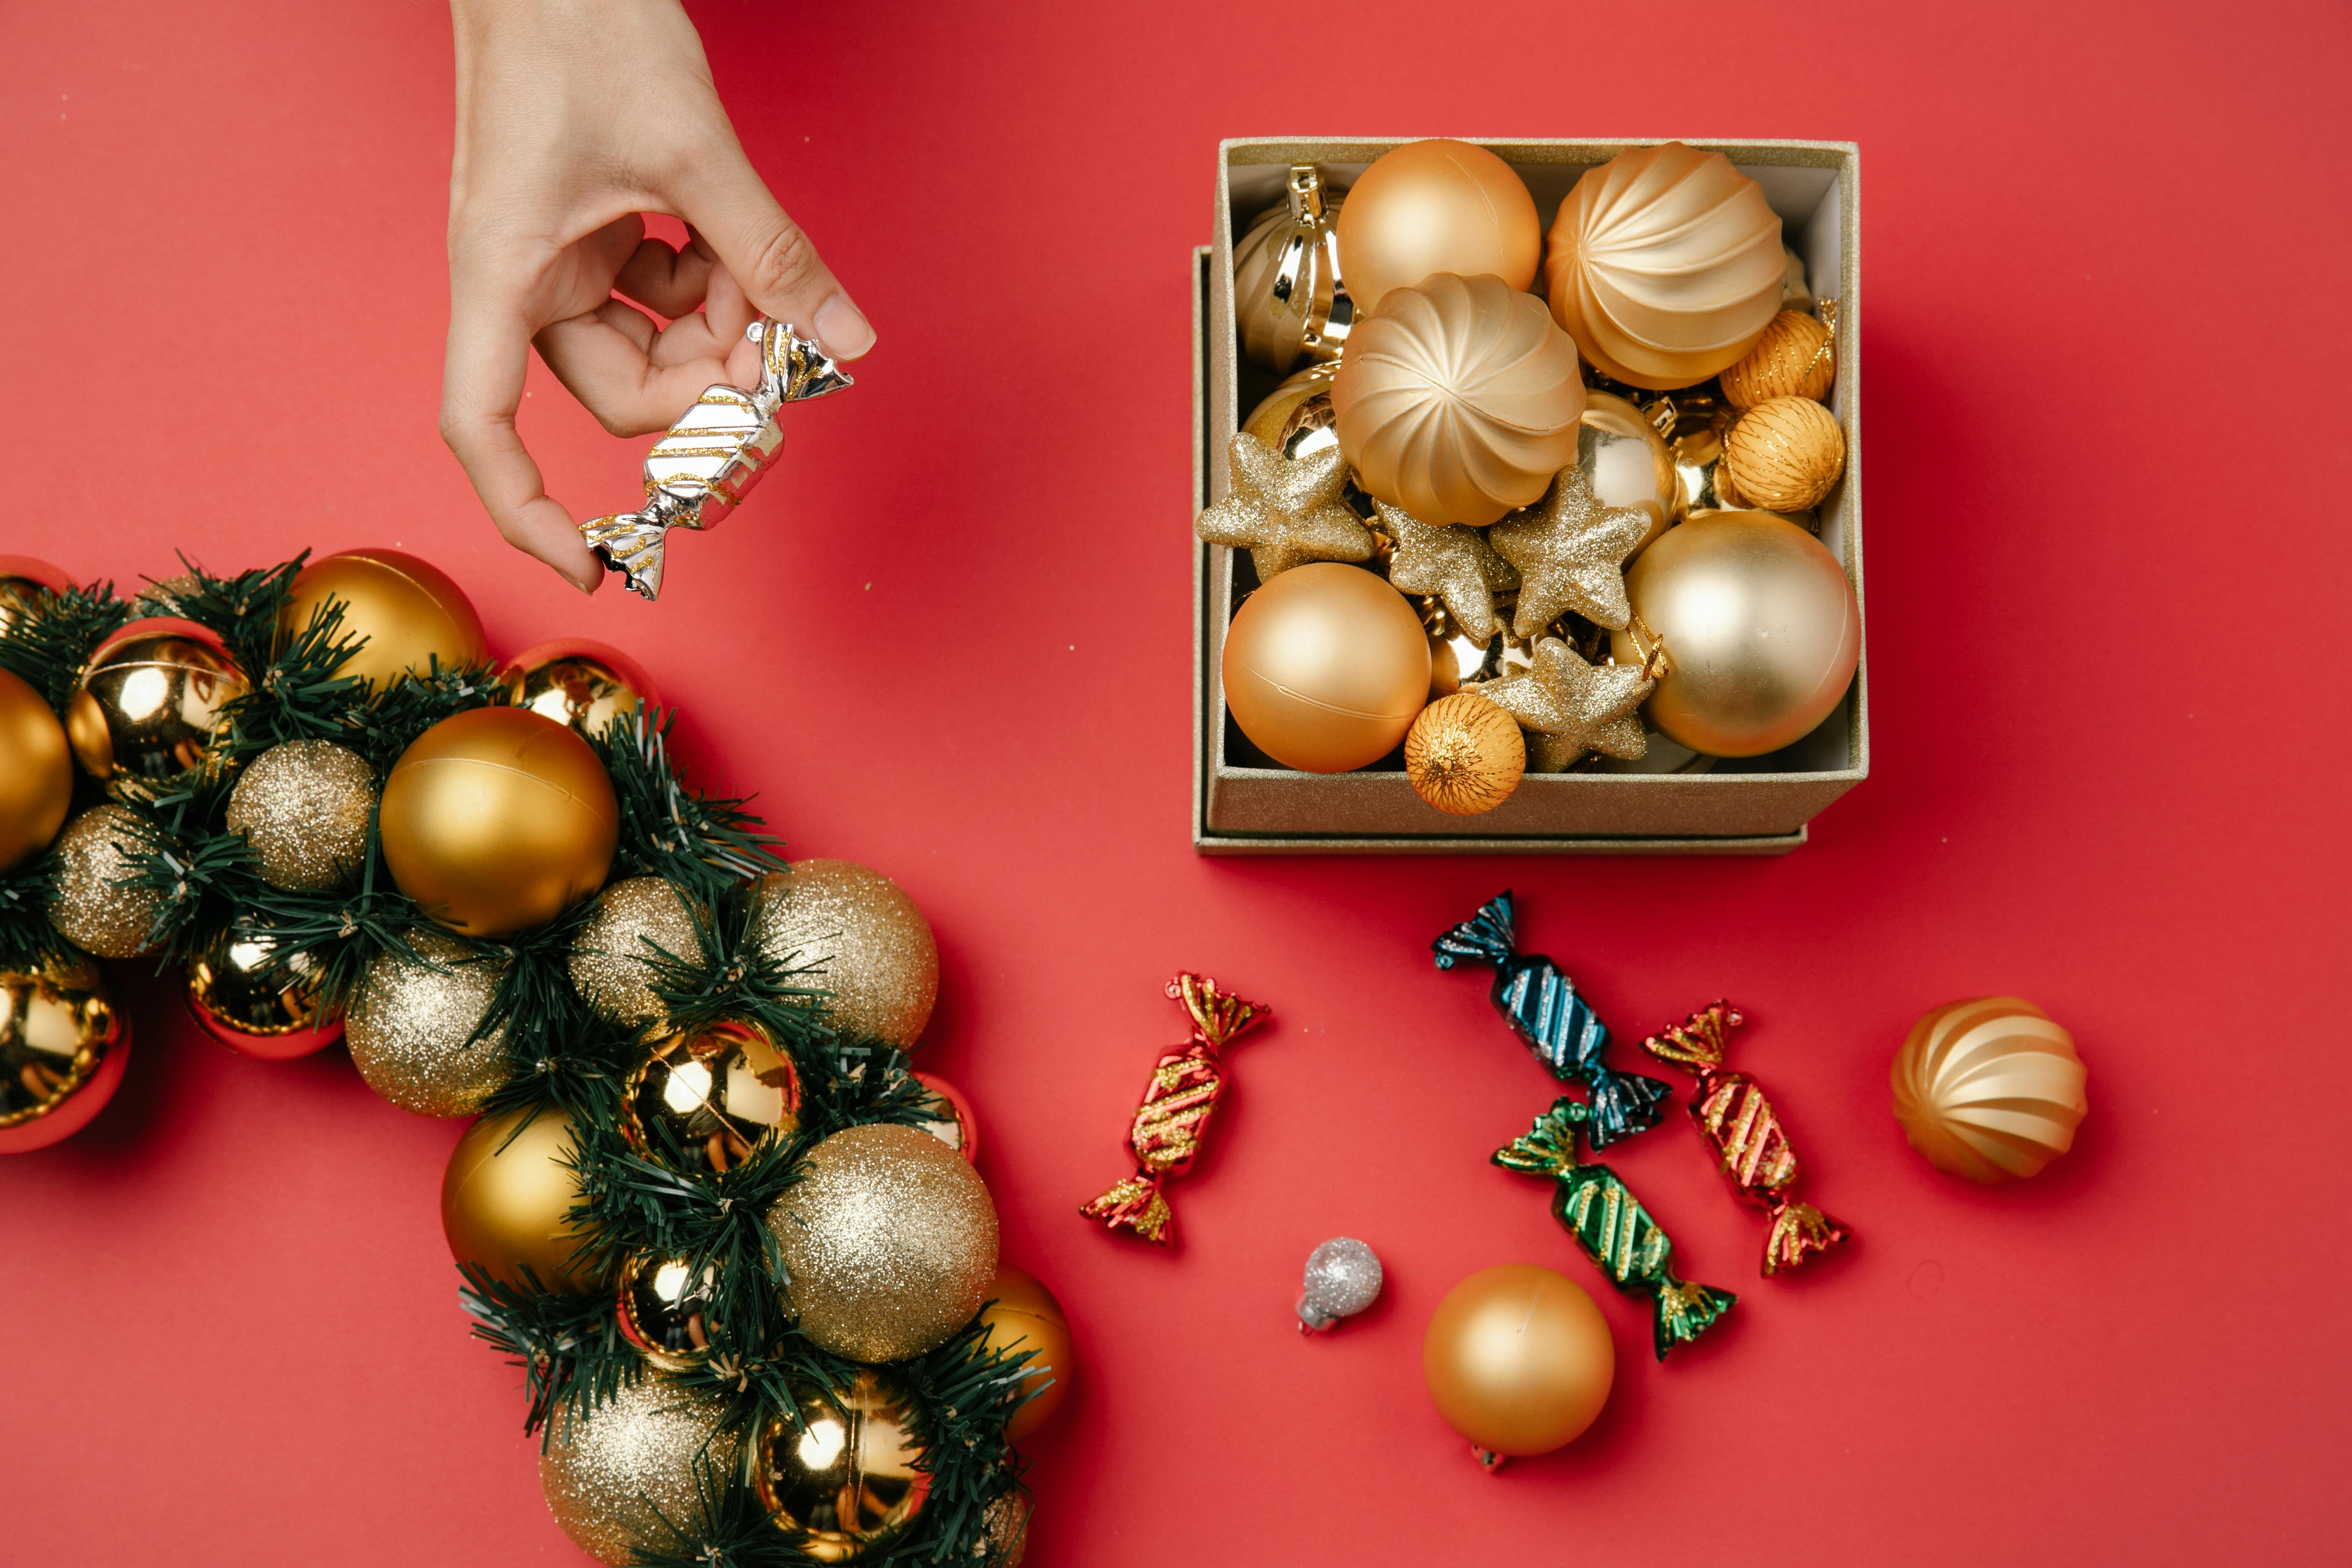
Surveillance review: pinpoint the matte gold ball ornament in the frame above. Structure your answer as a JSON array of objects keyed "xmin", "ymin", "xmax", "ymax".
[
  {"xmin": 0, "ymin": 665, "xmax": 72, "ymax": 873},
  {"xmin": 344, "ymin": 930, "xmax": 510, "ymax": 1116},
  {"xmin": 0, "ymin": 954, "xmax": 130, "ymax": 1155},
  {"xmin": 1719, "ymin": 308, "xmax": 1834, "ymax": 408},
  {"xmin": 975, "ymin": 1265, "xmax": 1075, "ymax": 1445},
  {"xmin": 749, "ymin": 860, "xmax": 939, "ymax": 1047},
  {"xmin": 1424, "ymin": 1263, "xmax": 1615, "ymax": 1468},
  {"xmin": 282, "ymin": 548, "xmax": 488, "ymax": 691},
  {"xmin": 623, "ymin": 1019, "xmax": 802, "ymax": 1175},
  {"xmin": 541, "ymin": 1372, "xmax": 736, "ymax": 1566},
  {"xmin": 1405, "ymin": 693, "xmax": 1526, "ymax": 816},
  {"xmin": 1333, "ymin": 138, "xmax": 1540, "ymax": 316},
  {"xmin": 1222, "ymin": 563, "xmax": 1431, "ymax": 773},
  {"xmin": 65, "ymin": 618, "xmax": 247, "ymax": 799},
  {"xmin": 1719, "ymin": 395, "xmax": 1847, "ymax": 512},
  {"xmin": 1893, "ymin": 998, "xmax": 2088, "ymax": 1183},
  {"xmin": 223, "ymin": 739, "xmax": 376, "ymax": 891},
  {"xmin": 443, "ymin": 1104, "xmax": 605, "ymax": 1291},
  {"xmin": 571, "ymin": 875, "xmax": 701, "ymax": 1027},
  {"xmin": 46, "ymin": 805, "xmax": 162, "ymax": 959},
  {"xmin": 183, "ymin": 924, "xmax": 341, "ymax": 1060},
  {"xmin": 500, "ymin": 638, "xmax": 659, "ymax": 738},
  {"xmin": 754, "ymin": 1370, "xmax": 933, "ymax": 1561}
]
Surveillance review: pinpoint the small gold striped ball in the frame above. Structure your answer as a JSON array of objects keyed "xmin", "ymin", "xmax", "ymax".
[
  {"xmin": 1719, "ymin": 309, "xmax": 1833, "ymax": 408},
  {"xmin": 1720, "ymin": 396, "xmax": 1846, "ymax": 512},
  {"xmin": 1404, "ymin": 693, "xmax": 1526, "ymax": 815}
]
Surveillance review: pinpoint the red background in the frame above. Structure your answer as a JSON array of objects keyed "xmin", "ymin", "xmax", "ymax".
[{"xmin": 4, "ymin": 2, "xmax": 2348, "ymax": 1562}]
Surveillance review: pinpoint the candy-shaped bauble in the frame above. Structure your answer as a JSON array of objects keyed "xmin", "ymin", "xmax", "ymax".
[
  {"xmin": 623, "ymin": 1019, "xmax": 802, "ymax": 1175},
  {"xmin": 749, "ymin": 860, "xmax": 939, "ymax": 1047},
  {"xmin": 1233, "ymin": 164, "xmax": 1351, "ymax": 373},
  {"xmin": 1222, "ymin": 563, "xmax": 1429, "ymax": 772},
  {"xmin": 1720, "ymin": 395, "xmax": 1846, "ymax": 512},
  {"xmin": 1719, "ymin": 308, "xmax": 1834, "ymax": 409},
  {"xmin": 767, "ymin": 1122, "xmax": 998, "ymax": 1362},
  {"xmin": 1610, "ymin": 511, "xmax": 1859, "ymax": 757},
  {"xmin": 500, "ymin": 638, "xmax": 659, "ymax": 739},
  {"xmin": 1423, "ymin": 1264, "xmax": 1613, "ymax": 1470},
  {"xmin": 1893, "ymin": 998, "xmax": 2088, "ymax": 1184},
  {"xmin": 46, "ymin": 805, "xmax": 161, "ymax": 959},
  {"xmin": 976, "ymin": 1264, "xmax": 1075, "ymax": 1444},
  {"xmin": 1404, "ymin": 693, "xmax": 1525, "ymax": 816},
  {"xmin": 223, "ymin": 739, "xmax": 376, "ymax": 892},
  {"xmin": 754, "ymin": 1371, "xmax": 932, "ymax": 1559},
  {"xmin": 65, "ymin": 618, "xmax": 247, "ymax": 800},
  {"xmin": 0, "ymin": 554, "xmax": 72, "ymax": 636},
  {"xmin": 1576, "ymin": 391, "xmax": 1683, "ymax": 557},
  {"xmin": 444, "ymin": 1104, "xmax": 604, "ymax": 1291},
  {"xmin": 0, "ymin": 665, "xmax": 71, "ymax": 873},
  {"xmin": 616, "ymin": 1252, "xmax": 718, "ymax": 1370},
  {"xmin": 542, "ymin": 1372, "xmax": 736, "ymax": 1566},
  {"xmin": 0, "ymin": 955, "xmax": 129, "ymax": 1155},
  {"xmin": 282, "ymin": 548, "xmax": 488, "ymax": 691},
  {"xmin": 380, "ymin": 707, "xmax": 618, "ymax": 938},
  {"xmin": 1332, "ymin": 139, "xmax": 1540, "ymax": 316},
  {"xmin": 1080, "ymin": 974, "xmax": 1267, "ymax": 1246},
  {"xmin": 911, "ymin": 1071, "xmax": 980, "ymax": 1162},
  {"xmin": 344, "ymin": 930, "xmax": 509, "ymax": 1115},
  {"xmin": 183, "ymin": 924, "xmax": 342, "ymax": 1061},
  {"xmin": 1297, "ymin": 1237, "xmax": 1384, "ymax": 1332},
  {"xmin": 570, "ymin": 875, "xmax": 700, "ymax": 1027},
  {"xmin": 1331, "ymin": 272, "xmax": 1585, "ymax": 528}
]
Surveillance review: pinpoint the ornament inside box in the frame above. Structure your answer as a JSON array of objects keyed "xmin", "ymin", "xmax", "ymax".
[{"xmin": 1195, "ymin": 137, "xmax": 1866, "ymax": 854}]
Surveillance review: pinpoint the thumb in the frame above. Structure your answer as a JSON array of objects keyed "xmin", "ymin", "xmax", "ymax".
[{"xmin": 672, "ymin": 142, "xmax": 874, "ymax": 362}]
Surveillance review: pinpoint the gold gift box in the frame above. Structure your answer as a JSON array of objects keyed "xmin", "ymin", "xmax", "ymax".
[{"xmin": 1195, "ymin": 137, "xmax": 1864, "ymax": 855}]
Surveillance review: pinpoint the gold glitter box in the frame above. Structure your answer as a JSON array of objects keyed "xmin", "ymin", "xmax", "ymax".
[{"xmin": 1195, "ymin": 137, "xmax": 1865, "ymax": 855}]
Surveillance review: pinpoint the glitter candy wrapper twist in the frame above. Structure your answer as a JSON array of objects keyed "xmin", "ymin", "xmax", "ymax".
[
  {"xmin": 1495, "ymin": 1098, "xmax": 1736, "ymax": 1359},
  {"xmin": 1433, "ymin": 890, "xmax": 1671, "ymax": 1148},
  {"xmin": 1642, "ymin": 1001, "xmax": 1850, "ymax": 1276},
  {"xmin": 580, "ymin": 318, "xmax": 854, "ymax": 601},
  {"xmin": 1079, "ymin": 975, "xmax": 1267, "ymax": 1246}
]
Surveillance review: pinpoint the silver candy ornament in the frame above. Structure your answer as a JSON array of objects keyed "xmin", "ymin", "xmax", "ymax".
[{"xmin": 1297, "ymin": 1237, "xmax": 1383, "ymax": 1332}]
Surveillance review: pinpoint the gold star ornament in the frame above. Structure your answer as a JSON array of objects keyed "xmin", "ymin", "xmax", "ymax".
[
  {"xmin": 1474, "ymin": 637, "xmax": 1655, "ymax": 763},
  {"xmin": 1195, "ymin": 431, "xmax": 1375, "ymax": 579},
  {"xmin": 1372, "ymin": 498, "xmax": 1518, "ymax": 639},
  {"xmin": 1487, "ymin": 466, "xmax": 1652, "ymax": 637}
]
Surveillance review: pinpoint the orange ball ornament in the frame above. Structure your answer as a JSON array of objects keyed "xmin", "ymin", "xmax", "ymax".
[
  {"xmin": 283, "ymin": 548, "xmax": 488, "ymax": 690},
  {"xmin": 976, "ymin": 1265, "xmax": 1075, "ymax": 1445},
  {"xmin": 1893, "ymin": 998, "xmax": 2088, "ymax": 1183},
  {"xmin": 0, "ymin": 665, "xmax": 71, "ymax": 872},
  {"xmin": 1223, "ymin": 564, "xmax": 1430, "ymax": 772},
  {"xmin": 1334, "ymin": 139, "xmax": 1540, "ymax": 316},
  {"xmin": 1423, "ymin": 1264, "xmax": 1614, "ymax": 1468}
]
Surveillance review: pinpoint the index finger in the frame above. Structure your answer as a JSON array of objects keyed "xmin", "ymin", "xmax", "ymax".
[{"xmin": 440, "ymin": 295, "xmax": 605, "ymax": 594}]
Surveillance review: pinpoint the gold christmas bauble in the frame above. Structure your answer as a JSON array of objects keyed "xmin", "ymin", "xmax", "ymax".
[
  {"xmin": 1893, "ymin": 998, "xmax": 2088, "ymax": 1184},
  {"xmin": 223, "ymin": 739, "xmax": 376, "ymax": 891},
  {"xmin": 0, "ymin": 554, "xmax": 72, "ymax": 637},
  {"xmin": 1243, "ymin": 364, "xmax": 1343, "ymax": 462},
  {"xmin": 1404, "ymin": 693, "xmax": 1526, "ymax": 816},
  {"xmin": 1719, "ymin": 395, "xmax": 1846, "ymax": 512},
  {"xmin": 571, "ymin": 875, "xmax": 700, "ymax": 1027},
  {"xmin": 0, "ymin": 953, "xmax": 128, "ymax": 1155},
  {"xmin": 283, "ymin": 548, "xmax": 488, "ymax": 691},
  {"xmin": 1577, "ymin": 391, "xmax": 1683, "ymax": 557},
  {"xmin": 1224, "ymin": 564, "xmax": 1429, "ymax": 772},
  {"xmin": 982, "ymin": 1491, "xmax": 1030, "ymax": 1568},
  {"xmin": 749, "ymin": 860, "xmax": 938, "ymax": 1047},
  {"xmin": 1423, "ymin": 1264, "xmax": 1614, "ymax": 1463},
  {"xmin": 1610, "ymin": 512, "xmax": 1859, "ymax": 757},
  {"xmin": 46, "ymin": 805, "xmax": 161, "ymax": 959},
  {"xmin": 1719, "ymin": 309, "xmax": 1834, "ymax": 408},
  {"xmin": 910, "ymin": 1071, "xmax": 979, "ymax": 1163},
  {"xmin": 65, "ymin": 618, "xmax": 247, "ymax": 800},
  {"xmin": 345, "ymin": 930, "xmax": 510, "ymax": 1116},
  {"xmin": 500, "ymin": 638, "xmax": 659, "ymax": 738},
  {"xmin": 616, "ymin": 1252, "xmax": 718, "ymax": 1370},
  {"xmin": 541, "ymin": 1372, "xmax": 736, "ymax": 1566},
  {"xmin": 767, "ymin": 1122, "xmax": 998, "ymax": 1362},
  {"xmin": 622, "ymin": 1019, "xmax": 802, "ymax": 1175},
  {"xmin": 1232, "ymin": 172, "xmax": 1350, "ymax": 373},
  {"xmin": 380, "ymin": 707, "xmax": 618, "ymax": 937},
  {"xmin": 183, "ymin": 924, "xmax": 340, "ymax": 1061},
  {"xmin": 1332, "ymin": 139, "xmax": 1540, "ymax": 316},
  {"xmin": 0, "ymin": 665, "xmax": 71, "ymax": 873},
  {"xmin": 754, "ymin": 1370, "xmax": 932, "ymax": 1562},
  {"xmin": 443, "ymin": 1103, "xmax": 604, "ymax": 1291},
  {"xmin": 976, "ymin": 1265, "xmax": 1074, "ymax": 1446}
]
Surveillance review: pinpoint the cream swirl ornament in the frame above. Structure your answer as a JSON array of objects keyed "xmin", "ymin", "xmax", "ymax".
[
  {"xmin": 1544, "ymin": 142, "xmax": 1785, "ymax": 391},
  {"xmin": 1892, "ymin": 998, "xmax": 2088, "ymax": 1184},
  {"xmin": 1330, "ymin": 272, "xmax": 1585, "ymax": 529}
]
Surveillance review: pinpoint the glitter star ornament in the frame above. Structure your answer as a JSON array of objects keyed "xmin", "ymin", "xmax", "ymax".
[
  {"xmin": 1473, "ymin": 638, "xmax": 1653, "ymax": 763},
  {"xmin": 1194, "ymin": 431, "xmax": 1375, "ymax": 580},
  {"xmin": 1373, "ymin": 498, "xmax": 1516, "ymax": 637},
  {"xmin": 1488, "ymin": 466, "xmax": 1652, "ymax": 636}
]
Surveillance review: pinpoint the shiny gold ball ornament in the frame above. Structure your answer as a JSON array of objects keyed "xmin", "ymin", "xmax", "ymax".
[
  {"xmin": 1242, "ymin": 365, "xmax": 1342, "ymax": 460},
  {"xmin": 1222, "ymin": 563, "xmax": 1430, "ymax": 773},
  {"xmin": 749, "ymin": 860, "xmax": 939, "ymax": 1047},
  {"xmin": 616, "ymin": 1252, "xmax": 719, "ymax": 1370},
  {"xmin": 45, "ymin": 805, "xmax": 161, "ymax": 959},
  {"xmin": 1404, "ymin": 693, "xmax": 1526, "ymax": 816},
  {"xmin": 1610, "ymin": 512, "xmax": 1859, "ymax": 757},
  {"xmin": 183, "ymin": 925, "xmax": 341, "ymax": 1061},
  {"xmin": 910, "ymin": 1071, "xmax": 980, "ymax": 1163},
  {"xmin": 0, "ymin": 554, "xmax": 72, "ymax": 637},
  {"xmin": 1577, "ymin": 391, "xmax": 1683, "ymax": 556},
  {"xmin": 380, "ymin": 707, "xmax": 617, "ymax": 938},
  {"xmin": 443, "ymin": 1103, "xmax": 604, "ymax": 1290},
  {"xmin": 1333, "ymin": 138, "xmax": 1540, "ymax": 316},
  {"xmin": 500, "ymin": 637, "xmax": 659, "ymax": 739},
  {"xmin": 1544, "ymin": 142, "xmax": 1785, "ymax": 390},
  {"xmin": 1719, "ymin": 395, "xmax": 1847, "ymax": 512},
  {"xmin": 1893, "ymin": 998, "xmax": 2089, "ymax": 1184},
  {"xmin": 541, "ymin": 1372, "xmax": 736, "ymax": 1566},
  {"xmin": 65, "ymin": 618, "xmax": 247, "ymax": 799},
  {"xmin": 282, "ymin": 548, "xmax": 488, "ymax": 691},
  {"xmin": 767, "ymin": 1122, "xmax": 999, "ymax": 1362},
  {"xmin": 1424, "ymin": 1263, "xmax": 1615, "ymax": 1466},
  {"xmin": 0, "ymin": 665, "xmax": 71, "ymax": 873},
  {"xmin": 344, "ymin": 930, "xmax": 510, "ymax": 1115},
  {"xmin": 1332, "ymin": 271, "xmax": 1586, "ymax": 529},
  {"xmin": 976, "ymin": 1265, "xmax": 1075, "ymax": 1445},
  {"xmin": 1719, "ymin": 309, "xmax": 1834, "ymax": 408},
  {"xmin": 1232, "ymin": 166, "xmax": 1351, "ymax": 373},
  {"xmin": 755, "ymin": 1370, "xmax": 933, "ymax": 1561},
  {"xmin": 623, "ymin": 1019, "xmax": 802, "ymax": 1175},
  {"xmin": 0, "ymin": 954, "xmax": 129, "ymax": 1155},
  {"xmin": 571, "ymin": 875, "xmax": 701, "ymax": 1027},
  {"xmin": 223, "ymin": 739, "xmax": 376, "ymax": 891}
]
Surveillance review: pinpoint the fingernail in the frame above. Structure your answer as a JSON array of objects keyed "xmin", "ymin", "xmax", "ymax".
[{"xmin": 813, "ymin": 294, "xmax": 875, "ymax": 360}]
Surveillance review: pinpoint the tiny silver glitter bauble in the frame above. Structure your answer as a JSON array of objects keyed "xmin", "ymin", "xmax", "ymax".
[
  {"xmin": 46, "ymin": 805, "xmax": 161, "ymax": 959},
  {"xmin": 345, "ymin": 930, "xmax": 509, "ymax": 1116},
  {"xmin": 540, "ymin": 1373, "xmax": 737, "ymax": 1566},
  {"xmin": 1298, "ymin": 1237, "xmax": 1384, "ymax": 1331},
  {"xmin": 569, "ymin": 875, "xmax": 700, "ymax": 1026},
  {"xmin": 766, "ymin": 1122, "xmax": 998, "ymax": 1362},
  {"xmin": 224, "ymin": 739, "xmax": 377, "ymax": 891},
  {"xmin": 749, "ymin": 860, "xmax": 938, "ymax": 1047}
]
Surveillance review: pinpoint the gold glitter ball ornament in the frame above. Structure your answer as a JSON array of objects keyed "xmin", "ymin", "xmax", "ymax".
[
  {"xmin": 1719, "ymin": 395, "xmax": 1846, "ymax": 513},
  {"xmin": 1193, "ymin": 430, "xmax": 1375, "ymax": 581},
  {"xmin": 344, "ymin": 930, "xmax": 509, "ymax": 1116},
  {"xmin": 571, "ymin": 875, "xmax": 701, "ymax": 1027},
  {"xmin": 767, "ymin": 1122, "xmax": 998, "ymax": 1362},
  {"xmin": 617, "ymin": 1252, "xmax": 718, "ymax": 1370},
  {"xmin": 0, "ymin": 953, "xmax": 128, "ymax": 1155},
  {"xmin": 1473, "ymin": 638, "xmax": 1654, "ymax": 767},
  {"xmin": 282, "ymin": 548, "xmax": 488, "ymax": 692},
  {"xmin": 46, "ymin": 805, "xmax": 161, "ymax": 959},
  {"xmin": 444, "ymin": 1104, "xmax": 606, "ymax": 1291},
  {"xmin": 1719, "ymin": 309, "xmax": 1834, "ymax": 409},
  {"xmin": 65, "ymin": 618, "xmax": 247, "ymax": 802},
  {"xmin": 1488, "ymin": 465, "xmax": 1653, "ymax": 636},
  {"xmin": 1893, "ymin": 998, "xmax": 2088, "ymax": 1184},
  {"xmin": 749, "ymin": 860, "xmax": 939, "ymax": 1048},
  {"xmin": 541, "ymin": 1372, "xmax": 737, "ymax": 1566},
  {"xmin": 622, "ymin": 1019, "xmax": 803, "ymax": 1175},
  {"xmin": 754, "ymin": 1370, "xmax": 933, "ymax": 1561},
  {"xmin": 500, "ymin": 637, "xmax": 659, "ymax": 739},
  {"xmin": 223, "ymin": 740, "xmax": 376, "ymax": 892},
  {"xmin": 1405, "ymin": 693, "xmax": 1527, "ymax": 816},
  {"xmin": 0, "ymin": 665, "xmax": 72, "ymax": 874},
  {"xmin": 183, "ymin": 924, "xmax": 341, "ymax": 1061}
]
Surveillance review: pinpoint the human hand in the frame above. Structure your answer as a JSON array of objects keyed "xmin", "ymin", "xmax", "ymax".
[{"xmin": 442, "ymin": 0, "xmax": 873, "ymax": 592}]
